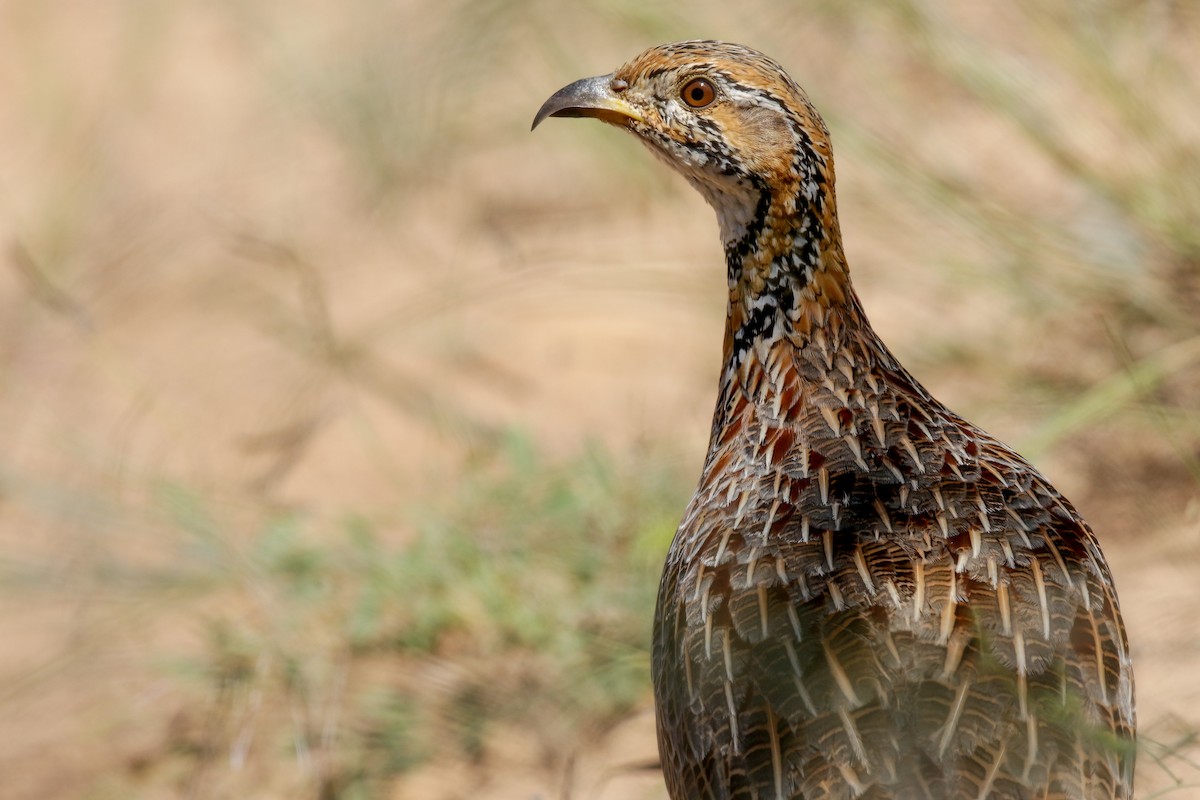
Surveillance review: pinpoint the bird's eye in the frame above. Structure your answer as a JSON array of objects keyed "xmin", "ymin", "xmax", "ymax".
[{"xmin": 680, "ymin": 78, "xmax": 716, "ymax": 108}]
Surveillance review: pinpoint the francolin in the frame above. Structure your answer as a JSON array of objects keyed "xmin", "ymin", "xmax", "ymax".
[{"xmin": 533, "ymin": 41, "xmax": 1134, "ymax": 800}]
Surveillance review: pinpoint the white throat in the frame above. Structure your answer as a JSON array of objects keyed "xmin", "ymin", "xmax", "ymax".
[{"xmin": 688, "ymin": 173, "xmax": 763, "ymax": 250}]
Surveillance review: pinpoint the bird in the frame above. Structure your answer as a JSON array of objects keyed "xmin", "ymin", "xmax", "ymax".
[{"xmin": 533, "ymin": 41, "xmax": 1135, "ymax": 800}]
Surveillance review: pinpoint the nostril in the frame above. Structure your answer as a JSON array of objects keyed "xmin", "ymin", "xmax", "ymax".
[{"xmin": 611, "ymin": 78, "xmax": 629, "ymax": 93}]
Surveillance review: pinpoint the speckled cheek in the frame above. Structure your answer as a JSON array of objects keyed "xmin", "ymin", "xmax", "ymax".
[
  {"xmin": 658, "ymin": 98, "xmax": 684, "ymax": 127},
  {"xmin": 633, "ymin": 126, "xmax": 709, "ymax": 178}
]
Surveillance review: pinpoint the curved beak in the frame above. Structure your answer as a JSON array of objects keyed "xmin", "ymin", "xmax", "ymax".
[{"xmin": 531, "ymin": 74, "xmax": 642, "ymax": 131}]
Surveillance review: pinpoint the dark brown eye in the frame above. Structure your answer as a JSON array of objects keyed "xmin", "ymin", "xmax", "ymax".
[{"xmin": 680, "ymin": 78, "xmax": 716, "ymax": 108}]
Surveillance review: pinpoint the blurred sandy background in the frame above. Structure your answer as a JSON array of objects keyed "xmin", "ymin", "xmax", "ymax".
[{"xmin": 1, "ymin": 2, "xmax": 1198, "ymax": 798}]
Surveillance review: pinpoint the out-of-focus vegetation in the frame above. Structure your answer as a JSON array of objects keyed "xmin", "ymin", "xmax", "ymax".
[{"xmin": 1, "ymin": 1, "xmax": 1198, "ymax": 798}]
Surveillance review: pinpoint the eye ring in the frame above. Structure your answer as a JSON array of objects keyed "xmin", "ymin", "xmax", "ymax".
[{"xmin": 680, "ymin": 77, "xmax": 716, "ymax": 109}]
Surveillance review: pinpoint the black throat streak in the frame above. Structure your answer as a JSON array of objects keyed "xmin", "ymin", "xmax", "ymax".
[{"xmin": 723, "ymin": 179, "xmax": 837, "ymax": 376}]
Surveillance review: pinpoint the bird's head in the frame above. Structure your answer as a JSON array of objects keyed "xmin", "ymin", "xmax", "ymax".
[{"xmin": 533, "ymin": 41, "xmax": 840, "ymax": 261}]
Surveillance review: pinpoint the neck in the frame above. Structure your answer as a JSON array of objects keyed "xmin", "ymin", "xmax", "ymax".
[
  {"xmin": 715, "ymin": 183, "xmax": 860, "ymax": 386},
  {"xmin": 700, "ymin": 188, "xmax": 903, "ymax": 480}
]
